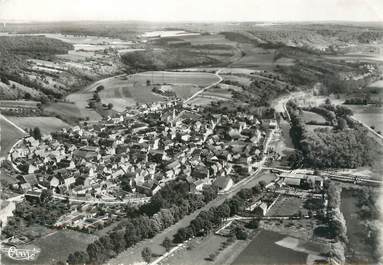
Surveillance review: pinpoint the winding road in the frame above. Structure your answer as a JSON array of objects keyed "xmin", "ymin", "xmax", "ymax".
[{"xmin": 184, "ymin": 69, "xmax": 223, "ymax": 104}]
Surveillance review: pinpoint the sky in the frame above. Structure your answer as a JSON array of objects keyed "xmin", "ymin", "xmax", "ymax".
[{"xmin": 0, "ymin": 0, "xmax": 382, "ymax": 22}]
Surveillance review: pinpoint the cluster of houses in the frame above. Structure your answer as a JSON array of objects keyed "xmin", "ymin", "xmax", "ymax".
[{"xmin": 10, "ymin": 100, "xmax": 274, "ymax": 205}]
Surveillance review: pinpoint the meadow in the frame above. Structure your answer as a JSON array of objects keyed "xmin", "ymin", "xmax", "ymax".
[
  {"xmin": 187, "ymin": 82, "xmax": 234, "ymax": 106},
  {"xmin": 2, "ymin": 230, "xmax": 98, "ymax": 265},
  {"xmin": 69, "ymin": 71, "xmax": 220, "ymax": 112},
  {"xmin": 44, "ymin": 101, "xmax": 102, "ymax": 123},
  {"xmin": 227, "ymin": 44, "xmax": 295, "ymax": 70},
  {"xmin": 0, "ymin": 116, "xmax": 26, "ymax": 157}
]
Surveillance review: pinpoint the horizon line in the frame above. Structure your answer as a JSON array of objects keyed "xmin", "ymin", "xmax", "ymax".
[{"xmin": 1, "ymin": 19, "xmax": 383, "ymax": 24}]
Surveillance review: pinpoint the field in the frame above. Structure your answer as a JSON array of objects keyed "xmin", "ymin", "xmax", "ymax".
[
  {"xmin": 326, "ymin": 44, "xmax": 383, "ymax": 63},
  {"xmin": 0, "ymin": 116, "xmax": 26, "ymax": 158},
  {"xmin": 267, "ymin": 196, "xmax": 305, "ymax": 217},
  {"xmin": 2, "ymin": 230, "xmax": 98, "ymax": 265},
  {"xmin": 229, "ymin": 45, "xmax": 295, "ymax": 70},
  {"xmin": 57, "ymin": 50, "xmax": 105, "ymax": 61},
  {"xmin": 232, "ymin": 230, "xmax": 308, "ymax": 265},
  {"xmin": 223, "ymin": 74, "xmax": 253, "ymax": 87},
  {"xmin": 69, "ymin": 71, "xmax": 220, "ymax": 112},
  {"xmin": 188, "ymin": 83, "xmax": 234, "ymax": 106},
  {"xmin": 231, "ymin": 46, "xmax": 276, "ymax": 69},
  {"xmin": 7, "ymin": 116, "xmax": 71, "ymax": 135},
  {"xmin": 44, "ymin": 101, "xmax": 102, "ymax": 122},
  {"xmin": 183, "ymin": 34, "xmax": 236, "ymax": 46}
]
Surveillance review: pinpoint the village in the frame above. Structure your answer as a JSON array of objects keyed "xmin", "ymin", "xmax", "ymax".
[
  {"xmin": 1, "ymin": 11, "xmax": 383, "ymax": 264},
  {"xmin": 2, "ymin": 78, "xmax": 381, "ymax": 265},
  {"xmin": 4, "ymin": 97, "xmax": 281, "ymax": 232}
]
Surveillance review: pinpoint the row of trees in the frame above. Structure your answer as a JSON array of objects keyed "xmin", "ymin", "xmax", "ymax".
[
  {"xmin": 64, "ymin": 182, "xmax": 267, "ymax": 265},
  {"xmin": 173, "ymin": 185, "xmax": 263, "ymax": 244},
  {"xmin": 64, "ymin": 181, "xmax": 219, "ymax": 265},
  {"xmin": 353, "ymin": 188, "xmax": 380, "ymax": 261},
  {"xmin": 326, "ymin": 183, "xmax": 348, "ymax": 246}
]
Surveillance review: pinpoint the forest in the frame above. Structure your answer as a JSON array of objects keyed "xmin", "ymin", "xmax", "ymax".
[
  {"xmin": 288, "ymin": 102, "xmax": 378, "ymax": 168},
  {"xmin": 120, "ymin": 48, "xmax": 219, "ymax": 71},
  {"xmin": 0, "ymin": 36, "xmax": 73, "ymax": 56}
]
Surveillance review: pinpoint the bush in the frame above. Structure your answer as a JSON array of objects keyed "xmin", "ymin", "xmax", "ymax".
[
  {"xmin": 141, "ymin": 247, "xmax": 152, "ymax": 263},
  {"xmin": 96, "ymin": 85, "xmax": 104, "ymax": 92},
  {"xmin": 162, "ymin": 237, "xmax": 172, "ymax": 252},
  {"xmin": 233, "ymin": 226, "xmax": 248, "ymax": 240},
  {"xmin": 245, "ymin": 218, "xmax": 259, "ymax": 229},
  {"xmin": 1, "ymin": 76, "xmax": 10, "ymax": 85}
]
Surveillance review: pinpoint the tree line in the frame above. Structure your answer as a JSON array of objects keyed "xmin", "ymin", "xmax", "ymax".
[
  {"xmin": 62, "ymin": 181, "xmax": 219, "ymax": 265},
  {"xmin": 62, "ymin": 182, "xmax": 266, "ymax": 265}
]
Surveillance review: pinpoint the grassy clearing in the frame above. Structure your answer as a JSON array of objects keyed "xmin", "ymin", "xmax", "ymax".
[
  {"xmin": 7, "ymin": 116, "xmax": 70, "ymax": 135},
  {"xmin": 301, "ymin": 110, "xmax": 327, "ymax": 124},
  {"xmin": 0, "ymin": 116, "xmax": 26, "ymax": 157}
]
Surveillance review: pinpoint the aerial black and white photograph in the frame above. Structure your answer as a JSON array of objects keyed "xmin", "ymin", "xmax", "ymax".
[{"xmin": 0, "ymin": 0, "xmax": 382, "ymax": 264}]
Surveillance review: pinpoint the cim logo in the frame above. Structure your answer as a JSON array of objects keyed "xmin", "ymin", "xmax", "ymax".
[{"xmin": 1, "ymin": 245, "xmax": 41, "ymax": 261}]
